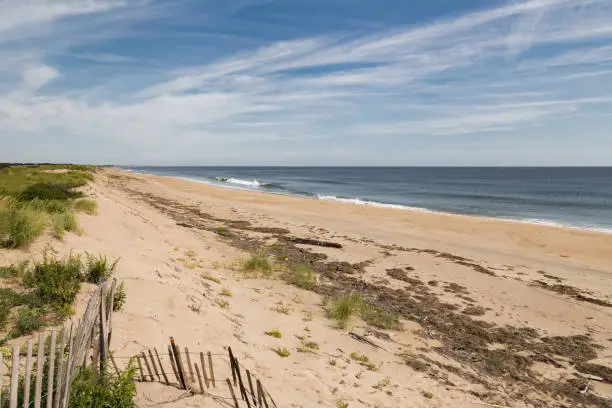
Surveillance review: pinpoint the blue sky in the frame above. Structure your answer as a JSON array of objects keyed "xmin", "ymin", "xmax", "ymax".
[{"xmin": 1, "ymin": 0, "xmax": 611, "ymax": 165}]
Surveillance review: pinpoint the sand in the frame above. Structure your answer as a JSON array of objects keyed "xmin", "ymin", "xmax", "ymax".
[{"xmin": 2, "ymin": 168, "xmax": 611, "ymax": 407}]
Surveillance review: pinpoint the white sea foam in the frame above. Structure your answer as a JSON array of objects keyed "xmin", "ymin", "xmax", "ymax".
[
  {"xmin": 222, "ymin": 177, "xmax": 262, "ymax": 187},
  {"xmin": 316, "ymin": 195, "xmax": 430, "ymax": 211}
]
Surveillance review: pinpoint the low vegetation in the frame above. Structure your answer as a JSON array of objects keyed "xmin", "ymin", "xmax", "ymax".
[
  {"xmin": 326, "ymin": 294, "xmax": 365, "ymax": 329},
  {"xmin": 275, "ymin": 347, "xmax": 290, "ymax": 357},
  {"xmin": 272, "ymin": 303, "xmax": 291, "ymax": 315},
  {"xmin": 240, "ymin": 252, "xmax": 274, "ymax": 277},
  {"xmin": 220, "ymin": 288, "xmax": 233, "ymax": 297},
  {"xmin": 74, "ymin": 199, "xmax": 98, "ymax": 215},
  {"xmin": 202, "ymin": 273, "xmax": 221, "ymax": 284},
  {"xmin": 112, "ymin": 282, "xmax": 127, "ymax": 312},
  {"xmin": 0, "ymin": 253, "xmax": 123, "ymax": 344},
  {"xmin": 264, "ymin": 329, "xmax": 282, "ymax": 338},
  {"xmin": 325, "ymin": 293, "xmax": 401, "ymax": 330},
  {"xmin": 215, "ymin": 299, "xmax": 229, "ymax": 309},
  {"xmin": 350, "ymin": 352, "xmax": 377, "ymax": 371},
  {"xmin": 286, "ymin": 265, "xmax": 317, "ymax": 290},
  {"xmin": 69, "ymin": 357, "xmax": 138, "ymax": 408},
  {"xmin": 0, "ymin": 165, "xmax": 97, "ymax": 248}
]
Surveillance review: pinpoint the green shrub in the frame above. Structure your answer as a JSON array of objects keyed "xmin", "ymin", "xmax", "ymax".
[
  {"xmin": 2, "ymin": 208, "xmax": 46, "ymax": 248},
  {"xmin": 74, "ymin": 199, "xmax": 98, "ymax": 215},
  {"xmin": 23, "ymin": 254, "xmax": 83, "ymax": 311},
  {"xmin": 288, "ymin": 265, "xmax": 317, "ymax": 290},
  {"xmin": 327, "ymin": 294, "xmax": 364, "ymax": 329},
  {"xmin": 69, "ymin": 357, "xmax": 137, "ymax": 408},
  {"xmin": 19, "ymin": 183, "xmax": 84, "ymax": 201},
  {"xmin": 84, "ymin": 253, "xmax": 119, "ymax": 284}
]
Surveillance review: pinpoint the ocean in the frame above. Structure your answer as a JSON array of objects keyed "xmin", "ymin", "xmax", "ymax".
[{"xmin": 125, "ymin": 167, "xmax": 612, "ymax": 233}]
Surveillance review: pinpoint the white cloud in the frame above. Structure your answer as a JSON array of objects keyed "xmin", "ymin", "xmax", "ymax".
[
  {"xmin": 21, "ymin": 64, "xmax": 60, "ymax": 90},
  {"xmin": 0, "ymin": 0, "xmax": 612, "ymax": 164}
]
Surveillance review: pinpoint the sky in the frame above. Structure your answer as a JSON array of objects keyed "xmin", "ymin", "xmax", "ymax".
[{"xmin": 0, "ymin": 0, "xmax": 611, "ymax": 166}]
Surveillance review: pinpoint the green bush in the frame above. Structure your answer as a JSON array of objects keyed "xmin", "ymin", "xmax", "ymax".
[
  {"xmin": 2, "ymin": 208, "xmax": 46, "ymax": 248},
  {"xmin": 84, "ymin": 254, "xmax": 119, "ymax": 284},
  {"xmin": 23, "ymin": 254, "xmax": 83, "ymax": 311},
  {"xmin": 74, "ymin": 199, "xmax": 98, "ymax": 215},
  {"xmin": 69, "ymin": 357, "xmax": 137, "ymax": 408},
  {"xmin": 20, "ymin": 183, "xmax": 84, "ymax": 201},
  {"xmin": 288, "ymin": 265, "xmax": 317, "ymax": 290}
]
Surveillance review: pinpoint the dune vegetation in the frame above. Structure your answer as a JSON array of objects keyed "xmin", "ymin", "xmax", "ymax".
[{"xmin": 0, "ymin": 164, "xmax": 97, "ymax": 247}]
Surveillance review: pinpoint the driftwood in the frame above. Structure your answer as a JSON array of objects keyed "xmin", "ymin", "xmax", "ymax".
[
  {"xmin": 282, "ymin": 236, "xmax": 342, "ymax": 249},
  {"xmin": 348, "ymin": 332, "xmax": 387, "ymax": 351}
]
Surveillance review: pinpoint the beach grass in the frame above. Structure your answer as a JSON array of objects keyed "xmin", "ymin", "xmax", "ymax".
[
  {"xmin": 52, "ymin": 210, "xmax": 80, "ymax": 239},
  {"xmin": 0, "ymin": 164, "xmax": 97, "ymax": 248},
  {"xmin": 1, "ymin": 207, "xmax": 47, "ymax": 248},
  {"xmin": 287, "ymin": 265, "xmax": 317, "ymax": 290},
  {"xmin": 275, "ymin": 347, "xmax": 290, "ymax": 357},
  {"xmin": 240, "ymin": 252, "xmax": 274, "ymax": 277},
  {"xmin": 264, "ymin": 329, "xmax": 282, "ymax": 338},
  {"xmin": 326, "ymin": 294, "xmax": 365, "ymax": 329},
  {"xmin": 74, "ymin": 199, "xmax": 98, "ymax": 215}
]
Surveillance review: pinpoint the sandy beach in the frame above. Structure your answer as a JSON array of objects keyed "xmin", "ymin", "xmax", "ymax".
[{"xmin": 3, "ymin": 168, "xmax": 611, "ymax": 407}]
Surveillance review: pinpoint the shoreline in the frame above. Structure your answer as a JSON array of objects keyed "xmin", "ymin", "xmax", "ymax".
[
  {"xmin": 101, "ymin": 168, "xmax": 612, "ymax": 407},
  {"xmin": 126, "ymin": 167, "xmax": 612, "ymax": 236},
  {"xmin": 5, "ymin": 167, "xmax": 610, "ymax": 407}
]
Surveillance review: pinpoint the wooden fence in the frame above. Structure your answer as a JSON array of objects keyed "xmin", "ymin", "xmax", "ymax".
[
  {"xmin": 0, "ymin": 278, "xmax": 117, "ymax": 408},
  {"xmin": 112, "ymin": 338, "xmax": 278, "ymax": 408},
  {"xmin": 2, "ymin": 278, "xmax": 279, "ymax": 408}
]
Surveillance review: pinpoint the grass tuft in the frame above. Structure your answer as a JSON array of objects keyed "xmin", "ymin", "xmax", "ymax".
[
  {"xmin": 202, "ymin": 273, "xmax": 221, "ymax": 284},
  {"xmin": 74, "ymin": 199, "xmax": 98, "ymax": 215},
  {"xmin": 113, "ymin": 282, "xmax": 127, "ymax": 312},
  {"xmin": 215, "ymin": 299, "xmax": 229, "ymax": 309},
  {"xmin": 272, "ymin": 303, "xmax": 291, "ymax": 315},
  {"xmin": 1, "ymin": 207, "xmax": 46, "ymax": 248},
  {"xmin": 264, "ymin": 329, "xmax": 282, "ymax": 338},
  {"xmin": 84, "ymin": 253, "xmax": 119, "ymax": 284},
  {"xmin": 241, "ymin": 252, "xmax": 274, "ymax": 277},
  {"xmin": 287, "ymin": 265, "xmax": 317, "ymax": 290},
  {"xmin": 326, "ymin": 294, "xmax": 364, "ymax": 329},
  {"xmin": 220, "ymin": 288, "xmax": 233, "ymax": 297},
  {"xmin": 360, "ymin": 304, "xmax": 402, "ymax": 330},
  {"xmin": 52, "ymin": 211, "xmax": 80, "ymax": 239},
  {"xmin": 275, "ymin": 347, "xmax": 290, "ymax": 357},
  {"xmin": 350, "ymin": 352, "xmax": 377, "ymax": 371}
]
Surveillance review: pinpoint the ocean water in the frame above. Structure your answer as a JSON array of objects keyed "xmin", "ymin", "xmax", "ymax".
[{"xmin": 125, "ymin": 167, "xmax": 612, "ymax": 233}]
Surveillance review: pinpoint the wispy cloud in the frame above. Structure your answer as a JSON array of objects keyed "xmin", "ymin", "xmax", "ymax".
[{"xmin": 0, "ymin": 0, "xmax": 611, "ymax": 164}]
